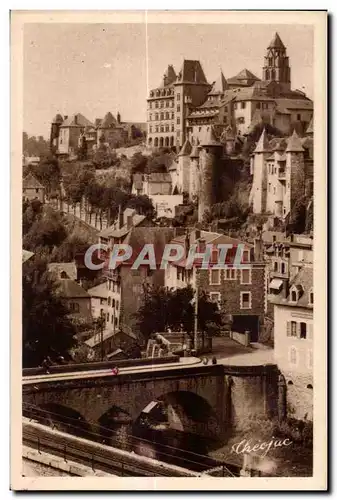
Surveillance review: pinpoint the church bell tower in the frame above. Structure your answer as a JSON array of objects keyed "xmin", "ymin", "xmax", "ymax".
[{"xmin": 262, "ymin": 32, "xmax": 291, "ymax": 93}]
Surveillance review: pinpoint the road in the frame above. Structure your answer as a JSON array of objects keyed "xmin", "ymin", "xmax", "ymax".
[{"xmin": 23, "ymin": 357, "xmax": 202, "ymax": 385}]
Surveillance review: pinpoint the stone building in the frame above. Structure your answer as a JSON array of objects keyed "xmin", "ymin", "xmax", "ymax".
[
  {"xmin": 50, "ymin": 111, "xmax": 146, "ymax": 157},
  {"xmin": 272, "ymin": 264, "xmax": 313, "ymax": 421},
  {"xmin": 249, "ymin": 127, "xmax": 314, "ymax": 219},
  {"xmin": 147, "ymin": 33, "xmax": 313, "ymax": 151},
  {"xmin": 22, "ymin": 172, "xmax": 45, "ymax": 203},
  {"xmin": 164, "ymin": 228, "xmax": 267, "ymax": 342}
]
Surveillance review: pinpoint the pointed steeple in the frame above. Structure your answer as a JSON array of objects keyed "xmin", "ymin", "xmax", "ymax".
[
  {"xmin": 209, "ymin": 71, "xmax": 228, "ymax": 95},
  {"xmin": 268, "ymin": 32, "xmax": 286, "ymax": 50},
  {"xmin": 254, "ymin": 128, "xmax": 269, "ymax": 153},
  {"xmin": 200, "ymin": 126, "xmax": 222, "ymax": 147},
  {"xmin": 306, "ymin": 117, "xmax": 313, "ymax": 135},
  {"xmin": 286, "ymin": 129, "xmax": 304, "ymax": 152},
  {"xmin": 190, "ymin": 144, "xmax": 200, "ymax": 158},
  {"xmin": 178, "ymin": 139, "xmax": 192, "ymax": 156}
]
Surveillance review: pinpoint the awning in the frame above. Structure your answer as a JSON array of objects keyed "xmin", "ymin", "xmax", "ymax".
[{"xmin": 269, "ymin": 279, "xmax": 283, "ymax": 291}]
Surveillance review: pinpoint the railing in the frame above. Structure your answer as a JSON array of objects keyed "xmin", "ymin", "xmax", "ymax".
[{"xmin": 23, "ymin": 355, "xmax": 180, "ymax": 378}]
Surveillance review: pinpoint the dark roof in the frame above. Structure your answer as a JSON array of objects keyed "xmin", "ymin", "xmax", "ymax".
[
  {"xmin": 23, "ymin": 172, "xmax": 44, "ymax": 190},
  {"xmin": 87, "ymin": 282, "xmax": 108, "ymax": 299},
  {"xmin": 209, "ymin": 71, "xmax": 228, "ymax": 95},
  {"xmin": 227, "ymin": 68, "xmax": 260, "ymax": 86},
  {"xmin": 52, "ymin": 114, "xmax": 63, "ymax": 124},
  {"xmin": 61, "ymin": 113, "xmax": 94, "ymax": 128},
  {"xmin": 99, "ymin": 112, "xmax": 117, "ymax": 128},
  {"xmin": 175, "ymin": 60, "xmax": 208, "ymax": 85},
  {"xmin": 273, "ymin": 265, "xmax": 313, "ymax": 309},
  {"xmin": 254, "ymin": 128, "xmax": 269, "ymax": 153},
  {"xmin": 268, "ymin": 32, "xmax": 286, "ymax": 50},
  {"xmin": 56, "ymin": 279, "xmax": 90, "ymax": 299},
  {"xmin": 178, "ymin": 139, "xmax": 192, "ymax": 156}
]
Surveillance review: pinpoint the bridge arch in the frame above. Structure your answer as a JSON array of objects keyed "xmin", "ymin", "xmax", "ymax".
[
  {"xmin": 98, "ymin": 405, "xmax": 133, "ymax": 449},
  {"xmin": 24, "ymin": 402, "xmax": 92, "ymax": 439}
]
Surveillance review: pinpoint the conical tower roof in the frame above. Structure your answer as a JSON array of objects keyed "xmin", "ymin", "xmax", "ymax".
[
  {"xmin": 178, "ymin": 139, "xmax": 192, "ymax": 156},
  {"xmin": 286, "ymin": 129, "xmax": 304, "ymax": 152},
  {"xmin": 100, "ymin": 112, "xmax": 117, "ymax": 129},
  {"xmin": 268, "ymin": 32, "xmax": 286, "ymax": 50},
  {"xmin": 254, "ymin": 128, "xmax": 269, "ymax": 153},
  {"xmin": 200, "ymin": 126, "xmax": 222, "ymax": 147},
  {"xmin": 190, "ymin": 144, "xmax": 200, "ymax": 158},
  {"xmin": 209, "ymin": 71, "xmax": 228, "ymax": 95},
  {"xmin": 306, "ymin": 117, "xmax": 313, "ymax": 135}
]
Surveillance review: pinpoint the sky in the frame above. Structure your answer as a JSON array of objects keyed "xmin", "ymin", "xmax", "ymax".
[{"xmin": 23, "ymin": 23, "xmax": 313, "ymax": 139}]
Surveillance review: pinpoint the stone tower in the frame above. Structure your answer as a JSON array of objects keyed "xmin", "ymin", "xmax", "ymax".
[
  {"xmin": 50, "ymin": 114, "xmax": 63, "ymax": 152},
  {"xmin": 262, "ymin": 33, "xmax": 291, "ymax": 93},
  {"xmin": 198, "ymin": 126, "xmax": 223, "ymax": 223},
  {"xmin": 177, "ymin": 139, "xmax": 192, "ymax": 194},
  {"xmin": 189, "ymin": 143, "xmax": 200, "ymax": 200},
  {"xmin": 285, "ymin": 129, "xmax": 305, "ymax": 217},
  {"xmin": 249, "ymin": 128, "xmax": 270, "ymax": 214}
]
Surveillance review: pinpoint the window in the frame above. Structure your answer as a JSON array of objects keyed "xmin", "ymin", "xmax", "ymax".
[
  {"xmin": 60, "ymin": 271, "xmax": 68, "ymax": 279},
  {"xmin": 171, "ymin": 112, "xmax": 174, "ymax": 119},
  {"xmin": 268, "ymin": 182, "xmax": 271, "ymax": 192},
  {"xmin": 165, "ymin": 112, "xmax": 169, "ymax": 119},
  {"xmin": 166, "ymin": 101, "xmax": 169, "ymax": 107},
  {"xmin": 309, "ymin": 290, "xmax": 314, "ymax": 305},
  {"xmin": 242, "ymin": 250, "xmax": 250, "ymax": 263},
  {"xmin": 171, "ymin": 124, "xmax": 174, "ymax": 132},
  {"xmin": 177, "ymin": 118, "xmax": 180, "ymax": 125},
  {"xmin": 155, "ymin": 113, "xmax": 159, "ymax": 121},
  {"xmin": 241, "ymin": 102, "xmax": 246, "ymax": 109},
  {"xmin": 300, "ymin": 322, "xmax": 307, "ymax": 339},
  {"xmin": 177, "ymin": 93, "xmax": 181, "ymax": 101},
  {"xmin": 116, "ymin": 300, "xmax": 119, "ymax": 310},
  {"xmin": 111, "ymin": 313, "xmax": 114, "ymax": 323},
  {"xmin": 155, "ymin": 101, "xmax": 159, "ymax": 109},
  {"xmin": 225, "ymin": 268, "xmax": 236, "ymax": 280},
  {"xmin": 291, "ymin": 290, "xmax": 297, "ymax": 302},
  {"xmin": 69, "ymin": 302, "xmax": 79, "ymax": 313},
  {"xmin": 160, "ymin": 101, "xmax": 164, "ymax": 108},
  {"xmin": 297, "ymin": 113, "xmax": 301, "ymax": 121},
  {"xmin": 241, "ymin": 268, "xmax": 251, "ymax": 284},
  {"xmin": 36, "ymin": 188, "xmax": 39, "ymax": 193},
  {"xmin": 155, "ymin": 126, "xmax": 159, "ymax": 133},
  {"xmin": 210, "ymin": 269, "xmax": 221, "ymax": 285},
  {"xmin": 160, "ymin": 112, "xmax": 164, "ymax": 120},
  {"xmin": 287, "ymin": 321, "xmax": 297, "ymax": 337},
  {"xmin": 307, "ymin": 383, "xmax": 313, "ymax": 389},
  {"xmin": 234, "ymin": 103, "xmax": 237, "ymax": 110},
  {"xmin": 108, "ymin": 297, "xmax": 111, "ymax": 306},
  {"xmin": 177, "ymin": 105, "xmax": 181, "ymax": 112},
  {"xmin": 106, "ymin": 313, "xmax": 110, "ymax": 323},
  {"xmin": 240, "ymin": 292, "xmax": 251, "ymax": 309},
  {"xmin": 166, "ymin": 125, "xmax": 169, "ymax": 132},
  {"xmin": 112, "ymin": 298, "xmax": 115, "ymax": 307},
  {"xmin": 274, "ymin": 261, "xmax": 278, "ymax": 272},
  {"xmin": 281, "ymin": 262, "xmax": 286, "ymax": 274},
  {"xmin": 160, "ymin": 125, "xmax": 164, "ymax": 132},
  {"xmin": 210, "ymin": 292, "xmax": 221, "ymax": 307},
  {"xmin": 256, "ymin": 102, "xmax": 261, "ymax": 109},
  {"xmin": 289, "ymin": 346, "xmax": 297, "ymax": 365}
]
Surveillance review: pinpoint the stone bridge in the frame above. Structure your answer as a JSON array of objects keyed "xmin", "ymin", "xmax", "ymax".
[{"xmin": 23, "ymin": 363, "xmax": 280, "ymax": 446}]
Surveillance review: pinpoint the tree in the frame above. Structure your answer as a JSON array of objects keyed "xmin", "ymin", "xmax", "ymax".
[
  {"xmin": 22, "ymin": 261, "xmax": 77, "ymax": 367},
  {"xmin": 136, "ymin": 285, "xmax": 221, "ymax": 348},
  {"xmin": 26, "ymin": 155, "xmax": 61, "ymax": 197},
  {"xmin": 23, "ymin": 208, "xmax": 67, "ymax": 252},
  {"xmin": 288, "ymin": 195, "xmax": 308, "ymax": 234},
  {"xmin": 126, "ymin": 194, "xmax": 156, "ymax": 219}
]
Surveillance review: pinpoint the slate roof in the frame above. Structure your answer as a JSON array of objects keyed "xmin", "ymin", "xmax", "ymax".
[
  {"xmin": 178, "ymin": 139, "xmax": 192, "ymax": 156},
  {"xmin": 23, "ymin": 173, "xmax": 44, "ymax": 190},
  {"xmin": 208, "ymin": 71, "xmax": 228, "ymax": 95},
  {"xmin": 99, "ymin": 112, "xmax": 117, "ymax": 129},
  {"xmin": 268, "ymin": 32, "xmax": 286, "ymax": 50},
  {"xmin": 176, "ymin": 60, "xmax": 208, "ymax": 85},
  {"xmin": 98, "ymin": 211, "xmax": 146, "ymax": 239},
  {"xmin": 61, "ymin": 113, "xmax": 94, "ymax": 128},
  {"xmin": 273, "ymin": 265, "xmax": 313, "ymax": 309},
  {"xmin": 56, "ymin": 279, "xmax": 90, "ymax": 299},
  {"xmin": 87, "ymin": 282, "xmax": 108, "ymax": 299},
  {"xmin": 48, "ymin": 262, "xmax": 78, "ymax": 281},
  {"xmin": 227, "ymin": 68, "xmax": 260, "ymax": 86}
]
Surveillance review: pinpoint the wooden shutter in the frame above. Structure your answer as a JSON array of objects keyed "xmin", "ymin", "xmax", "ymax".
[
  {"xmin": 297, "ymin": 322, "xmax": 301, "ymax": 339},
  {"xmin": 286, "ymin": 322, "xmax": 291, "ymax": 337}
]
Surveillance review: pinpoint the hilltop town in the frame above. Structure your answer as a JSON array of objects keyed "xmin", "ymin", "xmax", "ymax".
[{"xmin": 22, "ymin": 32, "xmax": 314, "ymax": 477}]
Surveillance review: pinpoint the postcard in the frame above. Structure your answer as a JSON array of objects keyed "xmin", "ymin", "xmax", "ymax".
[{"xmin": 11, "ymin": 9, "xmax": 327, "ymax": 491}]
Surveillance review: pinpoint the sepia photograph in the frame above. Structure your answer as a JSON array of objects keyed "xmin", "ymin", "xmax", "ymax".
[{"xmin": 11, "ymin": 10, "xmax": 327, "ymax": 490}]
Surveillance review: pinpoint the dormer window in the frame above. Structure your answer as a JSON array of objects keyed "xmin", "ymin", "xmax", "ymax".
[{"xmin": 289, "ymin": 284, "xmax": 303, "ymax": 303}]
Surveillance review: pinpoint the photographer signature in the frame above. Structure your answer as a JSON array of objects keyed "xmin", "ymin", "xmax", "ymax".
[{"xmin": 231, "ymin": 437, "xmax": 292, "ymax": 458}]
